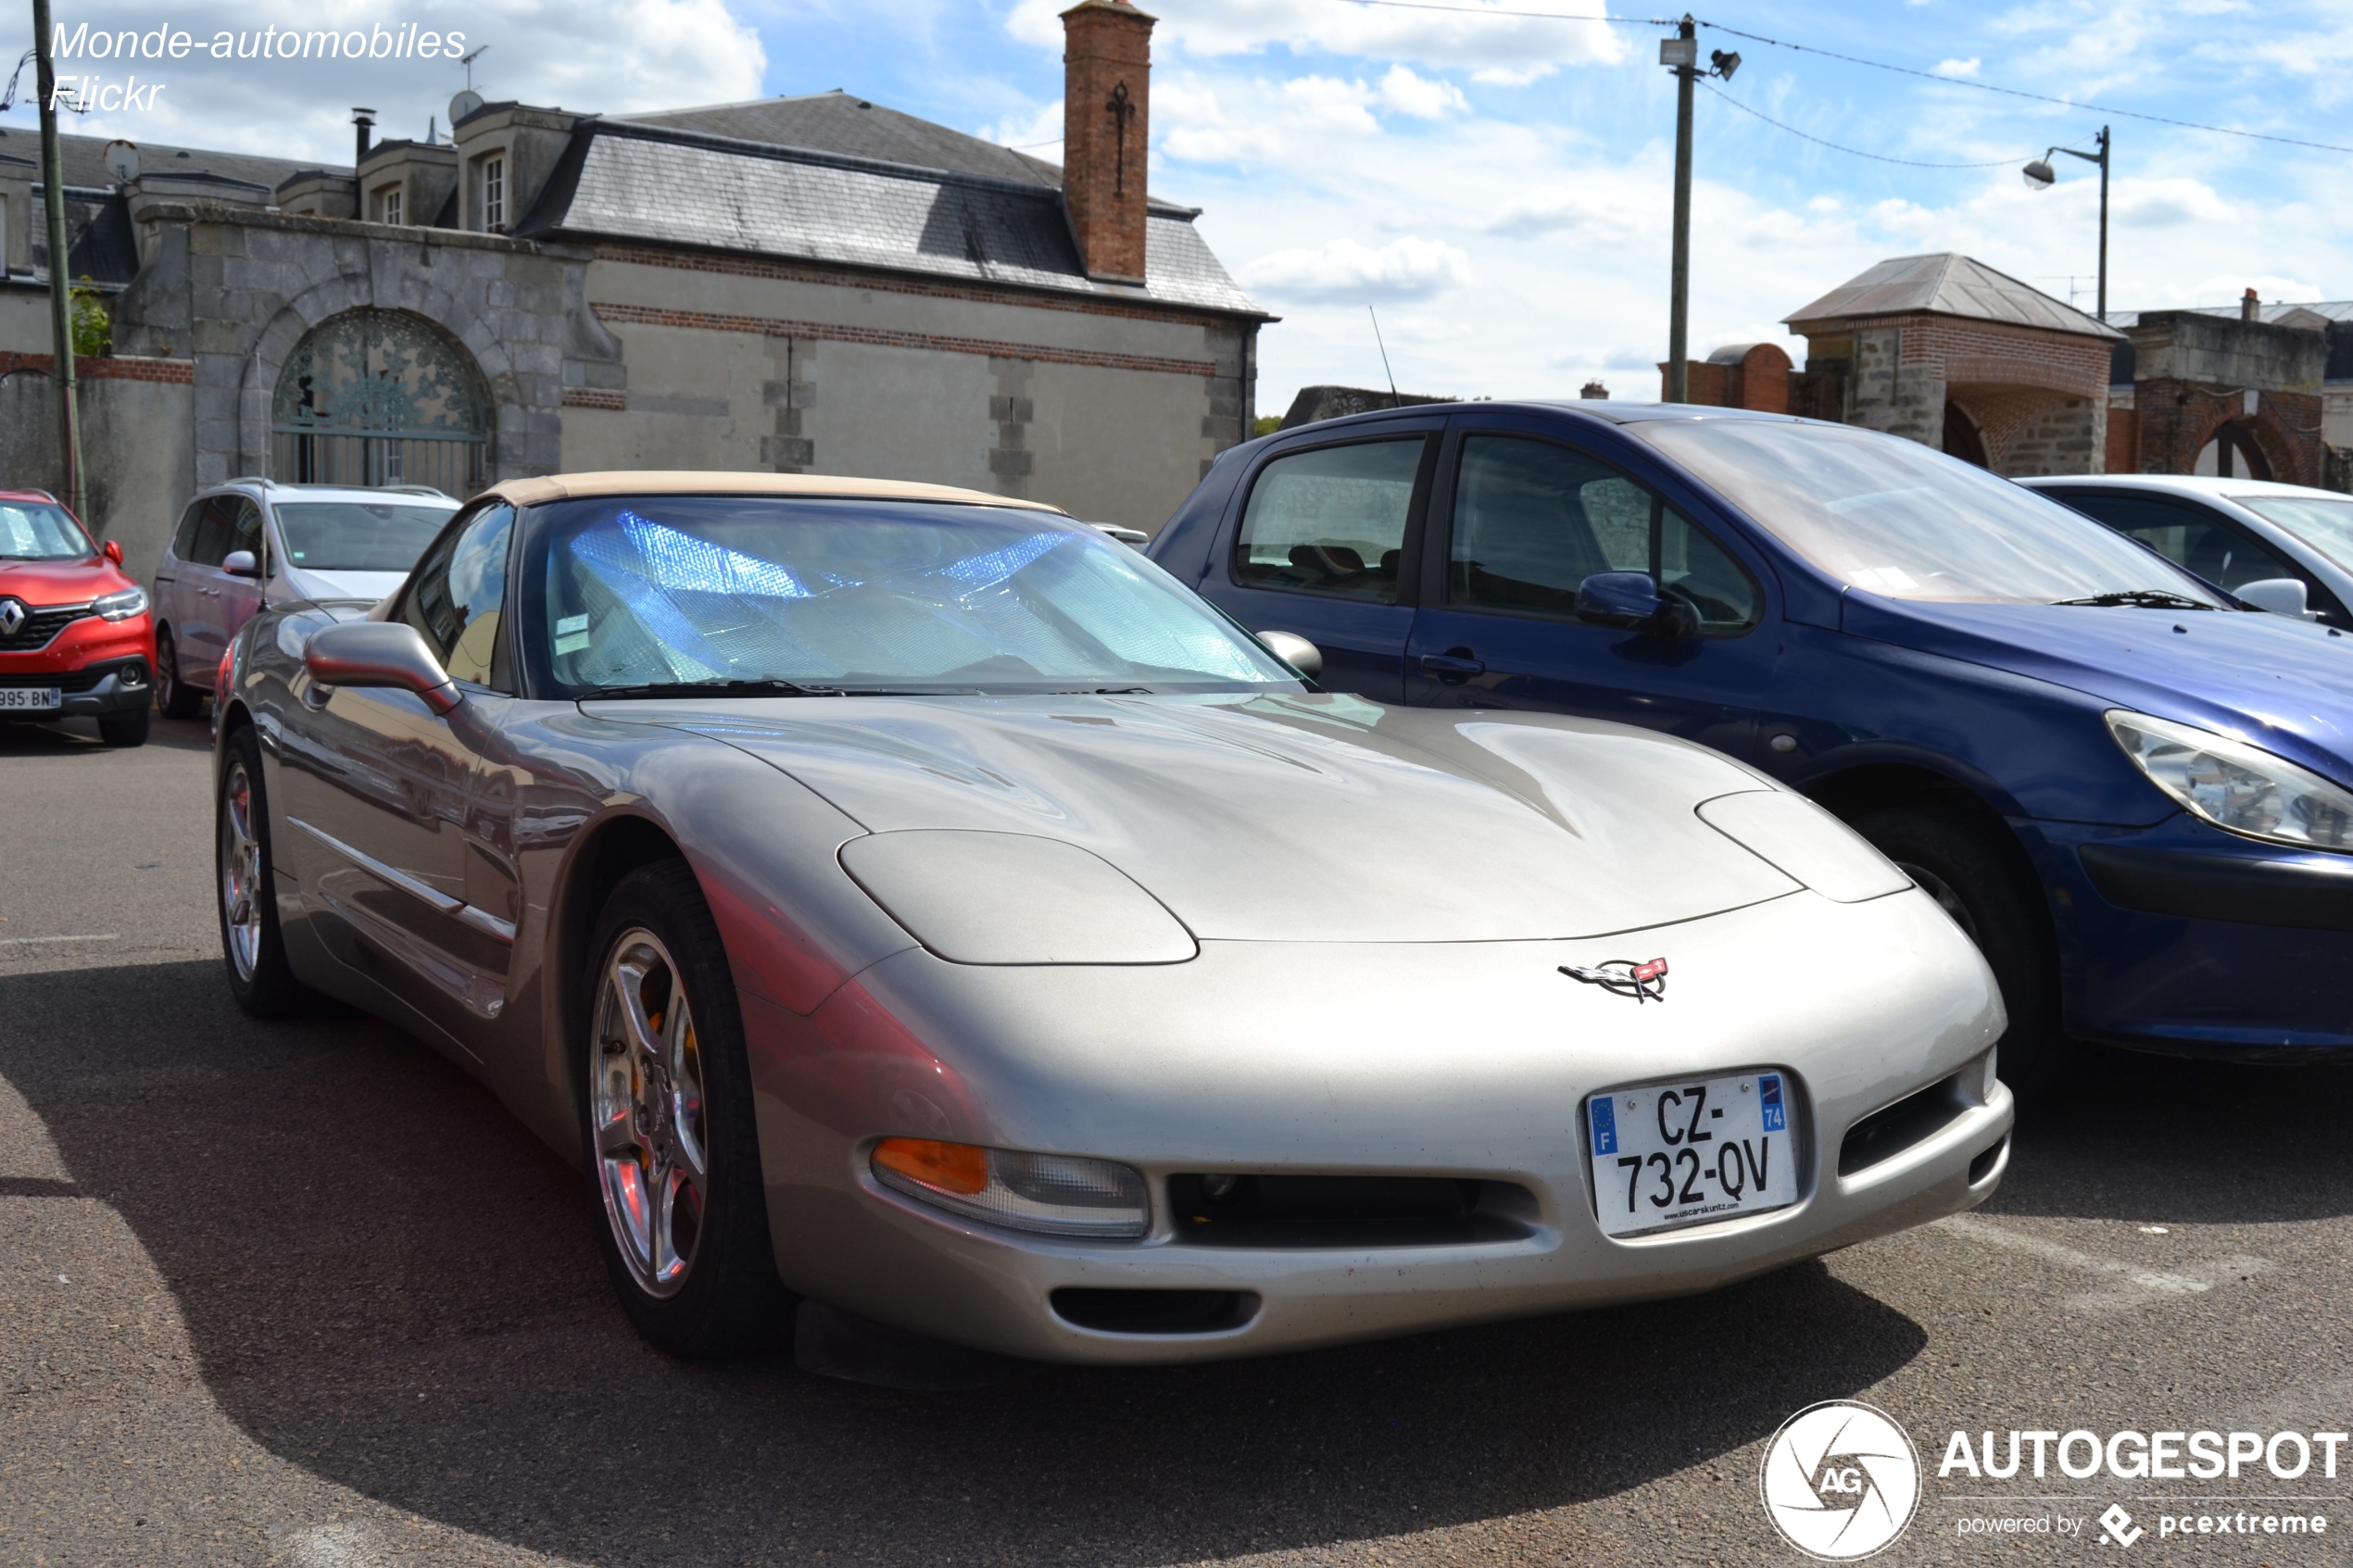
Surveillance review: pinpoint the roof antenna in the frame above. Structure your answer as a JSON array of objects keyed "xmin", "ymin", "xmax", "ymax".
[
  {"xmin": 458, "ymin": 44, "xmax": 490, "ymax": 93},
  {"xmin": 1368, "ymin": 307, "xmax": 1401, "ymax": 408}
]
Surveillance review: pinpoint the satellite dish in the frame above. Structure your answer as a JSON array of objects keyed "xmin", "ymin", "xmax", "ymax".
[
  {"xmin": 449, "ymin": 89, "xmax": 484, "ymax": 125},
  {"xmin": 102, "ymin": 140, "xmax": 139, "ymax": 183}
]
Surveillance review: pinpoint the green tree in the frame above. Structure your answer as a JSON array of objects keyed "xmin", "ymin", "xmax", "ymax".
[
  {"xmin": 69, "ymin": 277, "xmax": 112, "ymax": 359},
  {"xmin": 1252, "ymin": 414, "xmax": 1281, "ymax": 436}
]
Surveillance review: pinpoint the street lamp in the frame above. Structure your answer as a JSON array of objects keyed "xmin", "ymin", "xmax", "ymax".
[{"xmin": 2023, "ymin": 126, "xmax": 2110, "ymax": 323}]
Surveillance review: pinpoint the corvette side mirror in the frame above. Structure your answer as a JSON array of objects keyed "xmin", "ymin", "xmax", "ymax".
[
  {"xmin": 1260, "ymin": 630, "xmax": 1323, "ymax": 678},
  {"xmin": 1575, "ymin": 571, "xmax": 1697, "ymax": 636},
  {"xmin": 303, "ymin": 621, "xmax": 462, "ymax": 714}
]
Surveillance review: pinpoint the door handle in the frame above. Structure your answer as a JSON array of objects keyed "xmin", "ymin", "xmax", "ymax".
[{"xmin": 1420, "ymin": 651, "xmax": 1485, "ymax": 681}]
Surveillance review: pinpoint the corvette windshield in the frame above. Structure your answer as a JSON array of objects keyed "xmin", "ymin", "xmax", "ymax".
[
  {"xmin": 0, "ymin": 502, "xmax": 93, "ymax": 561},
  {"xmin": 535, "ymin": 496, "xmax": 1297, "ymax": 695},
  {"xmin": 1635, "ymin": 420, "xmax": 2229, "ymax": 607}
]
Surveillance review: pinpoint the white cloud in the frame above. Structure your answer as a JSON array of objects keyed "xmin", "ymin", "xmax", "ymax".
[
  {"xmin": 1377, "ymin": 65, "xmax": 1468, "ymax": 119},
  {"xmin": 1237, "ymin": 235, "xmax": 1474, "ymax": 303},
  {"xmin": 1932, "ymin": 57, "xmax": 1982, "ymax": 78},
  {"xmin": 1484, "ymin": 183, "xmax": 1642, "ymax": 243},
  {"xmin": 979, "ymin": 98, "xmax": 1063, "ymax": 153},
  {"xmin": 2112, "ymin": 178, "xmax": 2236, "ymax": 229},
  {"xmin": 19, "ymin": 0, "xmax": 762, "ymax": 159}
]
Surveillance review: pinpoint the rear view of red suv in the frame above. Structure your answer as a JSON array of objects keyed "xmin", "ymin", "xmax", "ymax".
[{"xmin": 0, "ymin": 490, "xmax": 157, "ymax": 746}]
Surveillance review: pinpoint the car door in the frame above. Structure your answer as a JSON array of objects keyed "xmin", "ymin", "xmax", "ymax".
[
  {"xmin": 216, "ymin": 495, "xmax": 269, "ymax": 655},
  {"xmin": 2047, "ymin": 488, "xmax": 2351, "ymax": 625},
  {"xmin": 153, "ymin": 499, "xmax": 206, "ymax": 646},
  {"xmin": 173, "ymin": 495, "xmax": 238, "ymax": 673},
  {"xmin": 1403, "ymin": 421, "xmax": 1778, "ymax": 759},
  {"xmin": 277, "ymin": 499, "xmax": 520, "ymax": 1046},
  {"xmin": 1192, "ymin": 420, "xmax": 1441, "ymax": 702}
]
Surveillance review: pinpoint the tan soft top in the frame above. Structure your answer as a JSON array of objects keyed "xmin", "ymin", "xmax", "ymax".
[{"xmin": 484, "ymin": 470, "xmax": 1067, "ymax": 513}]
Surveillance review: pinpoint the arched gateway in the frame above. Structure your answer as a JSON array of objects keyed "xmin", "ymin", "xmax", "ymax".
[{"xmin": 272, "ymin": 309, "xmax": 488, "ymax": 494}]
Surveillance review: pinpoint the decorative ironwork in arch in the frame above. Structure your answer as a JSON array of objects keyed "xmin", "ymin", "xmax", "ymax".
[{"xmin": 271, "ymin": 308, "xmax": 487, "ymax": 495}]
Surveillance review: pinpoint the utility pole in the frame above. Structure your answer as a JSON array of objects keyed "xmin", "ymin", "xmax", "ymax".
[
  {"xmin": 31, "ymin": 0, "xmax": 85, "ymax": 519},
  {"xmin": 1662, "ymin": 17, "xmax": 1696, "ymax": 404}
]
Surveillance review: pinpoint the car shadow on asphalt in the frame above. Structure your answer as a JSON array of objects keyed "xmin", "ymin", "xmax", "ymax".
[
  {"xmin": 1985, "ymin": 1045, "xmax": 2353, "ymax": 1226},
  {"xmin": 1, "ymin": 960, "xmax": 1931, "ymax": 1565},
  {"xmin": 0, "ymin": 715, "xmax": 214, "ymax": 755}
]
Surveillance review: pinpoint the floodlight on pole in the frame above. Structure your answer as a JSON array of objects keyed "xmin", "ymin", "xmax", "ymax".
[{"xmin": 2022, "ymin": 126, "xmax": 2110, "ymax": 322}]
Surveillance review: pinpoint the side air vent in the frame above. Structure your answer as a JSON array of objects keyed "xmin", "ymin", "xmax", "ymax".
[
  {"xmin": 1050, "ymin": 1288, "xmax": 1258, "ymax": 1335},
  {"xmin": 1838, "ymin": 1071, "xmax": 1971, "ymax": 1176}
]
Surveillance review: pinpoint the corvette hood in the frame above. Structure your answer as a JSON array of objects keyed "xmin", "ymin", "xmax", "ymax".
[
  {"xmin": 596, "ymin": 691, "xmax": 1813, "ymax": 943},
  {"xmin": 1844, "ymin": 595, "xmax": 2353, "ymax": 778}
]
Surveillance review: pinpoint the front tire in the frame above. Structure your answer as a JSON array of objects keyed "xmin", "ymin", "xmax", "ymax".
[
  {"xmin": 216, "ymin": 725, "xmax": 312, "ymax": 1016},
  {"xmin": 1853, "ymin": 800, "xmax": 2072, "ymax": 1093},
  {"xmin": 99, "ymin": 709, "xmax": 150, "ymax": 747},
  {"xmin": 582, "ymin": 861, "xmax": 794, "ymax": 1358},
  {"xmin": 157, "ymin": 627, "xmax": 204, "ymax": 719}
]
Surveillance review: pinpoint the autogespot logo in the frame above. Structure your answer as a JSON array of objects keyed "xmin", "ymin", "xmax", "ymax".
[{"xmin": 1761, "ymin": 1400, "xmax": 1923, "ymax": 1561}]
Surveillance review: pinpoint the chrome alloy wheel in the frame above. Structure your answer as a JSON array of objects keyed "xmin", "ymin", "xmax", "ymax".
[
  {"xmin": 219, "ymin": 758, "xmax": 265, "ymax": 980},
  {"xmin": 590, "ymin": 931, "xmax": 710, "ymax": 1298}
]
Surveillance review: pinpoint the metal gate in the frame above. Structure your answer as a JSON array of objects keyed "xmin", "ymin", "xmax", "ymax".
[{"xmin": 271, "ymin": 309, "xmax": 487, "ymax": 495}]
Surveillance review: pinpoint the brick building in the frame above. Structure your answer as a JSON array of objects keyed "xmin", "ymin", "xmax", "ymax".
[
  {"xmin": 1667, "ymin": 254, "xmax": 2349, "ymax": 490},
  {"xmin": 0, "ymin": 0, "xmax": 1270, "ymax": 579}
]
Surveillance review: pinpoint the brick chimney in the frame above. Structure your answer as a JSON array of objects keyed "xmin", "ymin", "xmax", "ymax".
[{"xmin": 1061, "ymin": 0, "xmax": 1155, "ymax": 284}]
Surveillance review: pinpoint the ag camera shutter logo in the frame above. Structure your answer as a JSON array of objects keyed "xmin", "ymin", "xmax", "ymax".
[{"xmin": 1760, "ymin": 1400, "xmax": 1922, "ymax": 1560}]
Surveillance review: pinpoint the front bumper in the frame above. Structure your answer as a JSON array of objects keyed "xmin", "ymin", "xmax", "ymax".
[
  {"xmin": 2023, "ymin": 815, "xmax": 2353, "ymax": 1055},
  {"xmin": 739, "ymin": 888, "xmax": 2010, "ymax": 1363},
  {"xmin": 0, "ymin": 655, "xmax": 152, "ymax": 718}
]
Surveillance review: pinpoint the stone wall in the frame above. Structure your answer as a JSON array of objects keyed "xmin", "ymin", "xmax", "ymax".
[
  {"xmin": 0, "ymin": 360, "xmax": 195, "ymax": 579},
  {"xmin": 2123, "ymin": 313, "xmax": 2329, "ymax": 485}
]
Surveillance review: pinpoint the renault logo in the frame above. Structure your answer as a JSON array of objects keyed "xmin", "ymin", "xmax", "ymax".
[{"xmin": 0, "ymin": 598, "xmax": 24, "ymax": 638}]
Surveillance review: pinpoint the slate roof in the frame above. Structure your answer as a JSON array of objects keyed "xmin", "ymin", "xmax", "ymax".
[
  {"xmin": 2108, "ymin": 301, "xmax": 2353, "ymax": 330},
  {"xmin": 5, "ymin": 127, "xmax": 330, "ymax": 193},
  {"xmin": 1786, "ymin": 252, "xmax": 2123, "ymax": 340},
  {"xmin": 519, "ymin": 118, "xmax": 1263, "ymax": 317}
]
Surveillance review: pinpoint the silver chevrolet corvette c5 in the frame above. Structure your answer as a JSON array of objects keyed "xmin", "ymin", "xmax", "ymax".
[{"xmin": 212, "ymin": 470, "xmax": 2013, "ymax": 1366}]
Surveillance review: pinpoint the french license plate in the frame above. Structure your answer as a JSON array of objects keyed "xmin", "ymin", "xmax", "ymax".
[
  {"xmin": 1587, "ymin": 1071, "xmax": 1799, "ymax": 1236},
  {"xmin": 0, "ymin": 687, "xmax": 60, "ymax": 711}
]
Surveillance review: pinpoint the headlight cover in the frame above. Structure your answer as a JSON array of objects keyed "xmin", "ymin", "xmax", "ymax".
[
  {"xmin": 94, "ymin": 585, "xmax": 148, "ymax": 621},
  {"xmin": 873, "ymin": 1137, "xmax": 1150, "ymax": 1238},
  {"xmin": 2107, "ymin": 710, "xmax": 2353, "ymax": 851}
]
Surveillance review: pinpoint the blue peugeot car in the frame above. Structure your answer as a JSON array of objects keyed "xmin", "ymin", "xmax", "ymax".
[{"xmin": 1147, "ymin": 402, "xmax": 2353, "ymax": 1083}]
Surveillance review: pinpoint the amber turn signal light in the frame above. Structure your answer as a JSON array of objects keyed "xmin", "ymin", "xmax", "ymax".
[{"xmin": 874, "ymin": 1136, "xmax": 989, "ymax": 1196}]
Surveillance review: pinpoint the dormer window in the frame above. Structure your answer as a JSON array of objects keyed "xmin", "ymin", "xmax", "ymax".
[
  {"xmin": 375, "ymin": 185, "xmax": 402, "ymax": 226},
  {"xmin": 482, "ymin": 157, "xmax": 505, "ymax": 232}
]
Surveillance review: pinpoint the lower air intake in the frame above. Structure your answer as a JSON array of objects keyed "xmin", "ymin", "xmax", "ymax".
[{"xmin": 1050, "ymin": 1288, "xmax": 1258, "ymax": 1335}]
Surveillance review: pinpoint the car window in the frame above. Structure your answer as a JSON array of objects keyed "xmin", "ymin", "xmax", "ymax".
[
  {"xmin": 1450, "ymin": 435, "xmax": 1760, "ymax": 633},
  {"xmin": 0, "ymin": 500, "xmax": 93, "ymax": 560},
  {"xmin": 2057, "ymin": 492, "xmax": 2298, "ymax": 594},
  {"xmin": 184, "ymin": 497, "xmax": 236, "ymax": 569},
  {"xmin": 2235, "ymin": 495, "xmax": 2353, "ymax": 575},
  {"xmin": 401, "ymin": 502, "xmax": 516, "ymax": 690},
  {"xmin": 228, "ymin": 499, "xmax": 266, "ymax": 567},
  {"xmin": 1633, "ymin": 420, "xmax": 2229, "ymax": 607},
  {"xmin": 272, "ymin": 502, "xmax": 456, "ymax": 572},
  {"xmin": 170, "ymin": 501, "xmax": 207, "ymax": 563},
  {"xmin": 1232, "ymin": 438, "xmax": 1426, "ymax": 603}
]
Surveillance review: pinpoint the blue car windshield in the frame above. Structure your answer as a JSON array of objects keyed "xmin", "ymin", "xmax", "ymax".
[
  {"xmin": 1635, "ymin": 420, "xmax": 2230, "ymax": 607},
  {"xmin": 535, "ymin": 495, "xmax": 1299, "ymax": 695}
]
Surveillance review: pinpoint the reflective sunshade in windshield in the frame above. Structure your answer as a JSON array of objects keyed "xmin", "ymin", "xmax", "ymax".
[
  {"xmin": 536, "ymin": 496, "xmax": 1296, "ymax": 694},
  {"xmin": 1634, "ymin": 420, "xmax": 2226, "ymax": 606},
  {"xmin": 0, "ymin": 502, "xmax": 93, "ymax": 560},
  {"xmin": 273, "ymin": 503, "xmax": 455, "ymax": 572},
  {"xmin": 2236, "ymin": 495, "xmax": 2353, "ymax": 575}
]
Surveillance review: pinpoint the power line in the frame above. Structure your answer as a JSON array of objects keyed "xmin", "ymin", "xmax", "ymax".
[
  {"xmin": 1698, "ymin": 80, "xmax": 2022, "ymax": 169},
  {"xmin": 1696, "ymin": 20, "xmax": 2353, "ymax": 157},
  {"xmin": 1336, "ymin": 0, "xmax": 1667, "ymax": 24}
]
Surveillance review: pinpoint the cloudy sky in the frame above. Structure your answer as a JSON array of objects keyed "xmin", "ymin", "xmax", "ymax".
[{"xmin": 7, "ymin": 0, "xmax": 2351, "ymax": 413}]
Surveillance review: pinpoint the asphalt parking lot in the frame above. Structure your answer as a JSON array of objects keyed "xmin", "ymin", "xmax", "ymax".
[{"xmin": 5, "ymin": 714, "xmax": 2351, "ymax": 1568}]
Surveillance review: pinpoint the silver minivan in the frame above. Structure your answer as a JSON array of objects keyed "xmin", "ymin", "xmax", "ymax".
[{"xmin": 152, "ymin": 481, "xmax": 457, "ymax": 715}]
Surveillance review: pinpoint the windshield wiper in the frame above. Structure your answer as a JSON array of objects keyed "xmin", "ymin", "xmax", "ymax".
[
  {"xmin": 2051, "ymin": 590, "xmax": 2215, "ymax": 610},
  {"xmin": 590, "ymin": 678, "xmax": 843, "ymax": 698}
]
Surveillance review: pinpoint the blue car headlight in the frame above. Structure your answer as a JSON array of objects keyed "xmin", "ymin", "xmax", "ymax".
[{"xmin": 2107, "ymin": 710, "xmax": 2353, "ymax": 851}]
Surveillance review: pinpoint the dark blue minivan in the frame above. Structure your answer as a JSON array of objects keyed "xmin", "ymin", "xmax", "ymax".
[{"xmin": 1147, "ymin": 402, "xmax": 2353, "ymax": 1082}]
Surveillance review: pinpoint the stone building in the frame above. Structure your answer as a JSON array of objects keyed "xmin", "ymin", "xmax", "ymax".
[
  {"xmin": 0, "ymin": 0, "xmax": 1269, "ymax": 578},
  {"xmin": 1664, "ymin": 254, "xmax": 2350, "ymax": 490}
]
